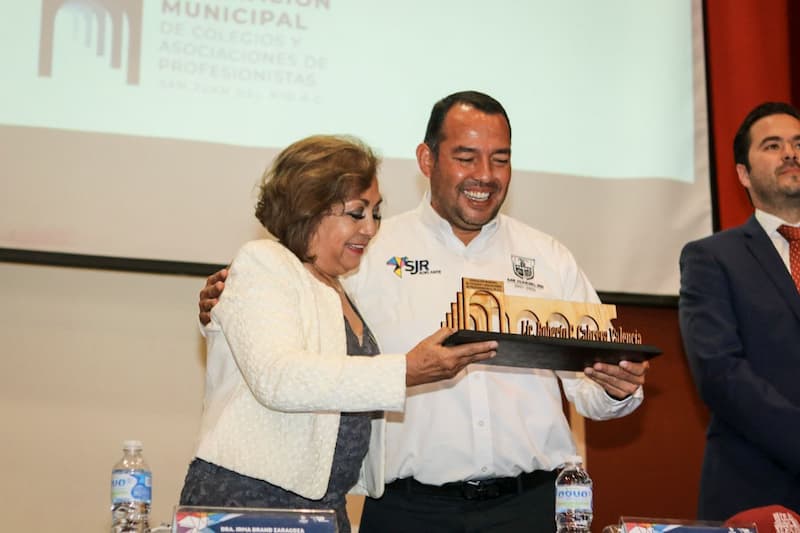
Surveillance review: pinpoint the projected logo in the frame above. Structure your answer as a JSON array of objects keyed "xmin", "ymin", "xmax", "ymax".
[{"xmin": 38, "ymin": 0, "xmax": 143, "ymax": 85}]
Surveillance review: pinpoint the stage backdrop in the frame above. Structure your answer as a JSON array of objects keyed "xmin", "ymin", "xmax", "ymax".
[{"xmin": 0, "ymin": 0, "xmax": 712, "ymax": 297}]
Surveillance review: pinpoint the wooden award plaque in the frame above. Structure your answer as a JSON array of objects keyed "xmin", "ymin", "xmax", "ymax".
[{"xmin": 441, "ymin": 278, "xmax": 662, "ymax": 371}]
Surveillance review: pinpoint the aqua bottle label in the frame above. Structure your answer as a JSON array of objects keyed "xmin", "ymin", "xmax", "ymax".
[
  {"xmin": 555, "ymin": 485, "xmax": 593, "ymax": 513},
  {"xmin": 111, "ymin": 469, "xmax": 152, "ymax": 504}
]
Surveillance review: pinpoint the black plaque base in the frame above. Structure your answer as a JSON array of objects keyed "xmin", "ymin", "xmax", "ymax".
[{"xmin": 444, "ymin": 330, "xmax": 661, "ymax": 371}]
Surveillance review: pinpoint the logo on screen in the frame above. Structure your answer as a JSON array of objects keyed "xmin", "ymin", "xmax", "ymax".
[
  {"xmin": 38, "ymin": 0, "xmax": 143, "ymax": 85},
  {"xmin": 511, "ymin": 255, "xmax": 535, "ymax": 280}
]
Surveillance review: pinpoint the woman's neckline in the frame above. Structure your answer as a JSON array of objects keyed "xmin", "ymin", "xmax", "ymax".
[{"xmin": 304, "ymin": 262, "xmax": 345, "ymax": 295}]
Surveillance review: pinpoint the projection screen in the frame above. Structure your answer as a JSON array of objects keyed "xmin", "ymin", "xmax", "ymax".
[{"xmin": 0, "ymin": 0, "xmax": 712, "ymax": 297}]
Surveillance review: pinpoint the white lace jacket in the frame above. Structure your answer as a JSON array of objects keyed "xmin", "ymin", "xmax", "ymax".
[{"xmin": 195, "ymin": 239, "xmax": 406, "ymax": 499}]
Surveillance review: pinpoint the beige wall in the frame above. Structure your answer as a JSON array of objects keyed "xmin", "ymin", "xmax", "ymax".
[
  {"xmin": 1, "ymin": 262, "xmax": 205, "ymax": 531},
  {"xmin": 1, "ymin": 261, "xmax": 365, "ymax": 532}
]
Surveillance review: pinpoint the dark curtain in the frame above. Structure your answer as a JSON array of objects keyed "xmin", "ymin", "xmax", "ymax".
[{"xmin": 705, "ymin": 0, "xmax": 795, "ymax": 229}]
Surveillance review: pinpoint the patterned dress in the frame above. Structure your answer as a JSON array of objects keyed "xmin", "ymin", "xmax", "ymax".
[{"xmin": 180, "ymin": 303, "xmax": 381, "ymax": 533}]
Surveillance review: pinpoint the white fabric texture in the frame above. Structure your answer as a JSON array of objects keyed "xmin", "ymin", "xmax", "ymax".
[
  {"xmin": 196, "ymin": 239, "xmax": 406, "ymax": 499},
  {"xmin": 343, "ymin": 194, "xmax": 643, "ymax": 485}
]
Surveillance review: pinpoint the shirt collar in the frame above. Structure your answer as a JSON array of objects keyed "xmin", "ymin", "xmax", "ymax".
[{"xmin": 755, "ymin": 208, "xmax": 800, "ymax": 236}]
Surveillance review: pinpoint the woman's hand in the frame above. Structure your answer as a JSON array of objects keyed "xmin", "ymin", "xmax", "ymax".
[{"xmin": 405, "ymin": 327, "xmax": 497, "ymax": 386}]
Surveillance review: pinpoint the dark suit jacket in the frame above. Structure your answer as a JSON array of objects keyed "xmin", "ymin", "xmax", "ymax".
[{"xmin": 679, "ymin": 215, "xmax": 800, "ymax": 520}]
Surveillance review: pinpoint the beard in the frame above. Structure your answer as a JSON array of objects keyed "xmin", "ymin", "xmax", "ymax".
[{"xmin": 749, "ymin": 167, "xmax": 800, "ymax": 212}]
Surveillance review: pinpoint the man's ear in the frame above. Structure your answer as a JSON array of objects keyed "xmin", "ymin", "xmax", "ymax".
[
  {"xmin": 416, "ymin": 142, "xmax": 434, "ymax": 178},
  {"xmin": 735, "ymin": 163, "xmax": 751, "ymax": 189}
]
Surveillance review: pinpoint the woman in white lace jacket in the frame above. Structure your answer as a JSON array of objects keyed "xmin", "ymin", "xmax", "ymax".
[{"xmin": 179, "ymin": 135, "xmax": 496, "ymax": 533}]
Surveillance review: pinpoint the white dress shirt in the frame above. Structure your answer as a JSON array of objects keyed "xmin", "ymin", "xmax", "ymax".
[
  {"xmin": 755, "ymin": 208, "xmax": 800, "ymax": 272},
  {"xmin": 343, "ymin": 194, "xmax": 643, "ymax": 485}
]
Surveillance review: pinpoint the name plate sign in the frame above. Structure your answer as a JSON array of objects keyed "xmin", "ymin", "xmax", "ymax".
[
  {"xmin": 173, "ymin": 506, "xmax": 337, "ymax": 533},
  {"xmin": 620, "ymin": 517, "xmax": 756, "ymax": 532}
]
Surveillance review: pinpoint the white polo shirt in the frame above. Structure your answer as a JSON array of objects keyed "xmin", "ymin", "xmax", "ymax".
[{"xmin": 343, "ymin": 193, "xmax": 643, "ymax": 485}]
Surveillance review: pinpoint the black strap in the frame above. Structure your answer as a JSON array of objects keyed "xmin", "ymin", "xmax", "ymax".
[{"xmin": 386, "ymin": 470, "xmax": 557, "ymax": 500}]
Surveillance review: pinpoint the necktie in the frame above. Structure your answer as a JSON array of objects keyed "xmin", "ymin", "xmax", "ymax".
[{"xmin": 777, "ymin": 224, "xmax": 800, "ymax": 292}]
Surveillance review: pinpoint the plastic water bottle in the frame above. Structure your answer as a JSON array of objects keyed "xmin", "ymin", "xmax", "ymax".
[
  {"xmin": 111, "ymin": 440, "xmax": 152, "ymax": 533},
  {"xmin": 555, "ymin": 455, "xmax": 593, "ymax": 533}
]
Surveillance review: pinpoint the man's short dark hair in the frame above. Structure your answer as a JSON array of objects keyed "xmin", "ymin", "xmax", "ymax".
[
  {"xmin": 423, "ymin": 91, "xmax": 511, "ymax": 157},
  {"xmin": 733, "ymin": 101, "xmax": 800, "ymax": 170}
]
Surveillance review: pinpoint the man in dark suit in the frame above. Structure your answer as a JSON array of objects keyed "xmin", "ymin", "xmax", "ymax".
[{"xmin": 679, "ymin": 101, "xmax": 800, "ymax": 520}]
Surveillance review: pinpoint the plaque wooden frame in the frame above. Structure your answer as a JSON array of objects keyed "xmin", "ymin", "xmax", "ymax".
[
  {"xmin": 441, "ymin": 278, "xmax": 662, "ymax": 371},
  {"xmin": 444, "ymin": 329, "xmax": 661, "ymax": 371}
]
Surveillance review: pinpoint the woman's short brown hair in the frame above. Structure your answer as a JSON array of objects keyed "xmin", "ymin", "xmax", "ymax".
[{"xmin": 255, "ymin": 135, "xmax": 379, "ymax": 262}]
